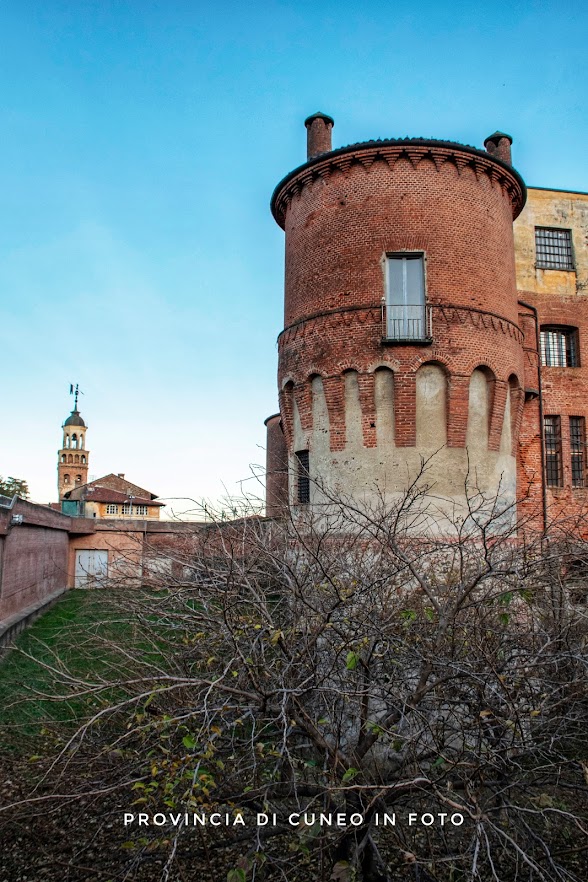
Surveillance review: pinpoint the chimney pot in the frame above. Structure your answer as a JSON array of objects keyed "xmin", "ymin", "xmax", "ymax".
[
  {"xmin": 118, "ymin": 473, "xmax": 125, "ymax": 479},
  {"xmin": 484, "ymin": 131, "xmax": 513, "ymax": 166},
  {"xmin": 304, "ymin": 111, "xmax": 334, "ymax": 160}
]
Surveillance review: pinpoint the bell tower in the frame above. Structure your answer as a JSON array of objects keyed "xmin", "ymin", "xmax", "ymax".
[{"xmin": 57, "ymin": 385, "xmax": 89, "ymax": 501}]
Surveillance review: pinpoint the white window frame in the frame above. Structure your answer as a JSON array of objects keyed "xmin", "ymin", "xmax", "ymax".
[
  {"xmin": 106, "ymin": 504, "xmax": 119, "ymax": 515},
  {"xmin": 384, "ymin": 252, "xmax": 429, "ymax": 340}
]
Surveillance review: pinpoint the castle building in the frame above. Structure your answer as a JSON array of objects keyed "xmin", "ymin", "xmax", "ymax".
[
  {"xmin": 265, "ymin": 114, "xmax": 588, "ymax": 529},
  {"xmin": 57, "ymin": 388, "xmax": 89, "ymax": 501}
]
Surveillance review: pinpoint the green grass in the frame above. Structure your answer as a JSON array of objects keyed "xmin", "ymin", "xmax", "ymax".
[{"xmin": 0, "ymin": 589, "xmax": 162, "ymax": 753}]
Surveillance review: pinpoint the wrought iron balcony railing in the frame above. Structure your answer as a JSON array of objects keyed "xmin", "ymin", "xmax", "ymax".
[{"xmin": 381, "ymin": 303, "xmax": 432, "ymax": 342}]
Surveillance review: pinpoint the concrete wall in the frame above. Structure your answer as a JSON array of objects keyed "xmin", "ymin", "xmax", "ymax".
[
  {"xmin": 0, "ymin": 496, "xmax": 268, "ymax": 633},
  {"xmin": 68, "ymin": 519, "xmax": 208, "ymax": 587},
  {"xmin": 288, "ymin": 363, "xmax": 516, "ymax": 529}
]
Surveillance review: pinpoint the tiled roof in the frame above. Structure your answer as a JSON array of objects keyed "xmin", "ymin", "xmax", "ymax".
[{"xmin": 83, "ymin": 487, "xmax": 164, "ymax": 506}]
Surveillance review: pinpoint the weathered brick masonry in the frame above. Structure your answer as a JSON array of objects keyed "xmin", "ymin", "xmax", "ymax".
[
  {"xmin": 267, "ymin": 115, "xmax": 528, "ymax": 525},
  {"xmin": 514, "ymin": 187, "xmax": 588, "ymax": 525},
  {"xmin": 266, "ymin": 115, "xmax": 588, "ymax": 529}
]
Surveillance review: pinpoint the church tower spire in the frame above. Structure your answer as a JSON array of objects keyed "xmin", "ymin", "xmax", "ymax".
[{"xmin": 57, "ymin": 384, "xmax": 89, "ymax": 501}]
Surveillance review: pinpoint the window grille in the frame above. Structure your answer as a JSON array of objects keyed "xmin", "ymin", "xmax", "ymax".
[
  {"xmin": 535, "ymin": 227, "xmax": 574, "ymax": 270},
  {"xmin": 570, "ymin": 417, "xmax": 586, "ymax": 488},
  {"xmin": 295, "ymin": 450, "xmax": 310, "ymax": 504},
  {"xmin": 540, "ymin": 327, "xmax": 579, "ymax": 367},
  {"xmin": 384, "ymin": 254, "xmax": 428, "ymax": 340},
  {"xmin": 544, "ymin": 416, "xmax": 563, "ymax": 487}
]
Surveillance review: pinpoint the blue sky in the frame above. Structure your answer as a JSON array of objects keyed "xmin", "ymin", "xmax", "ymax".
[{"xmin": 0, "ymin": 0, "xmax": 586, "ymax": 514}]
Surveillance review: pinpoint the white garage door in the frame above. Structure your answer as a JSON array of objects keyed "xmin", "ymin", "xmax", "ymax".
[{"xmin": 75, "ymin": 549, "xmax": 109, "ymax": 588}]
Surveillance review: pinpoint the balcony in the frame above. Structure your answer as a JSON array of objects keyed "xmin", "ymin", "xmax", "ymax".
[{"xmin": 382, "ymin": 303, "xmax": 433, "ymax": 344}]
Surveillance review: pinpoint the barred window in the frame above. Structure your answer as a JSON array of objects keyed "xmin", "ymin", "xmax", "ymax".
[
  {"xmin": 570, "ymin": 417, "xmax": 586, "ymax": 488},
  {"xmin": 540, "ymin": 326, "xmax": 580, "ymax": 367},
  {"xmin": 295, "ymin": 450, "xmax": 310, "ymax": 504},
  {"xmin": 535, "ymin": 227, "xmax": 574, "ymax": 270},
  {"xmin": 106, "ymin": 504, "xmax": 119, "ymax": 514},
  {"xmin": 544, "ymin": 416, "xmax": 562, "ymax": 487}
]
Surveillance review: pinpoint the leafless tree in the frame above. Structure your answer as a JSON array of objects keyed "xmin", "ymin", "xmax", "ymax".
[{"xmin": 1, "ymin": 469, "xmax": 587, "ymax": 882}]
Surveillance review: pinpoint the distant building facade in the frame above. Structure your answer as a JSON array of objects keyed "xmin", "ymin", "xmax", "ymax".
[
  {"xmin": 62, "ymin": 473, "xmax": 163, "ymax": 520},
  {"xmin": 265, "ymin": 114, "xmax": 588, "ymax": 529}
]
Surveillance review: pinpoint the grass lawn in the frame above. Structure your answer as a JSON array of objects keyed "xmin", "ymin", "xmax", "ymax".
[{"xmin": 0, "ymin": 589, "xmax": 160, "ymax": 754}]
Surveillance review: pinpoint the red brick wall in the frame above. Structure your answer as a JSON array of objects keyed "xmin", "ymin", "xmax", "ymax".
[
  {"xmin": 0, "ymin": 501, "xmax": 75, "ymax": 620},
  {"xmin": 272, "ymin": 139, "xmax": 526, "ymax": 460},
  {"xmin": 518, "ymin": 291, "xmax": 588, "ymax": 525}
]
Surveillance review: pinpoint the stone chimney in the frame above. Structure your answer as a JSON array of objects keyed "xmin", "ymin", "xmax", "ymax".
[{"xmin": 304, "ymin": 112, "xmax": 334, "ymax": 159}]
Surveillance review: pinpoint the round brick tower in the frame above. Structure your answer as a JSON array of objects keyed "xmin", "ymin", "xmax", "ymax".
[{"xmin": 266, "ymin": 114, "xmax": 527, "ymax": 525}]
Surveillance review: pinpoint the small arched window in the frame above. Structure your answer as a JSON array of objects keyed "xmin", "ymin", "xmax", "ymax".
[
  {"xmin": 68, "ymin": 454, "xmax": 73, "ymax": 463},
  {"xmin": 81, "ymin": 455, "xmax": 86, "ymax": 464},
  {"xmin": 72, "ymin": 433, "xmax": 78, "ymax": 449},
  {"xmin": 61, "ymin": 454, "xmax": 66, "ymax": 463},
  {"xmin": 74, "ymin": 454, "xmax": 79, "ymax": 463},
  {"xmin": 76, "ymin": 474, "xmax": 82, "ymax": 483},
  {"xmin": 64, "ymin": 474, "xmax": 70, "ymax": 484}
]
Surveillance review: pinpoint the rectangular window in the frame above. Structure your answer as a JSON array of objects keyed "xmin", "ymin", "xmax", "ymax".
[
  {"xmin": 570, "ymin": 417, "xmax": 586, "ymax": 488},
  {"xmin": 544, "ymin": 416, "xmax": 563, "ymax": 487},
  {"xmin": 295, "ymin": 450, "xmax": 310, "ymax": 504},
  {"xmin": 535, "ymin": 227, "xmax": 574, "ymax": 270},
  {"xmin": 106, "ymin": 504, "xmax": 119, "ymax": 515},
  {"xmin": 385, "ymin": 254, "xmax": 427, "ymax": 340},
  {"xmin": 134, "ymin": 504, "xmax": 148, "ymax": 515},
  {"xmin": 121, "ymin": 503, "xmax": 131, "ymax": 514},
  {"xmin": 540, "ymin": 327, "xmax": 579, "ymax": 367}
]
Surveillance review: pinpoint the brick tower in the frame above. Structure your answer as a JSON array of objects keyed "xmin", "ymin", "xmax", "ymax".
[
  {"xmin": 265, "ymin": 114, "xmax": 527, "ymax": 525},
  {"xmin": 57, "ymin": 385, "xmax": 89, "ymax": 501}
]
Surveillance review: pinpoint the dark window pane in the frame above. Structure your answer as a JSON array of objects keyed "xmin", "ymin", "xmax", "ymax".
[
  {"xmin": 295, "ymin": 450, "xmax": 310, "ymax": 504},
  {"xmin": 544, "ymin": 415, "xmax": 562, "ymax": 487},
  {"xmin": 540, "ymin": 327, "xmax": 579, "ymax": 367},
  {"xmin": 570, "ymin": 417, "xmax": 586, "ymax": 488},
  {"xmin": 535, "ymin": 228, "xmax": 574, "ymax": 270}
]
